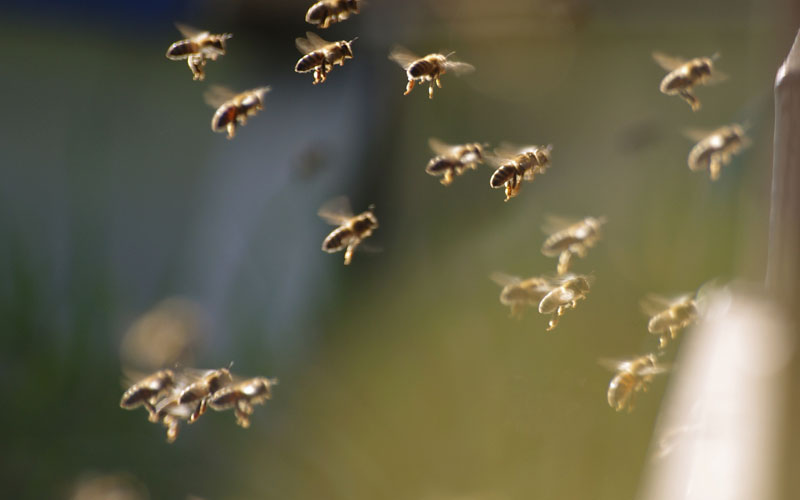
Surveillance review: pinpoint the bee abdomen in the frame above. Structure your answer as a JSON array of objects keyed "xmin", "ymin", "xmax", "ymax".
[
  {"xmin": 211, "ymin": 104, "xmax": 238, "ymax": 131},
  {"xmin": 306, "ymin": 3, "xmax": 332, "ymax": 24},
  {"xmin": 490, "ymin": 165, "xmax": 517, "ymax": 188},
  {"xmin": 687, "ymin": 146, "xmax": 713, "ymax": 172},
  {"xmin": 661, "ymin": 74, "xmax": 693, "ymax": 93},
  {"xmin": 296, "ymin": 52, "xmax": 325, "ymax": 73},
  {"xmin": 426, "ymin": 157, "xmax": 457, "ymax": 174},
  {"xmin": 166, "ymin": 41, "xmax": 197, "ymax": 60},
  {"xmin": 322, "ymin": 226, "xmax": 354, "ymax": 252},
  {"xmin": 408, "ymin": 59, "xmax": 434, "ymax": 78}
]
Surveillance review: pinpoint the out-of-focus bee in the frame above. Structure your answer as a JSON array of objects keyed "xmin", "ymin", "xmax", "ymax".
[
  {"xmin": 205, "ymin": 85, "xmax": 271, "ymax": 139},
  {"xmin": 491, "ymin": 272, "xmax": 553, "ymax": 318},
  {"xmin": 652, "ymin": 51, "xmax": 725, "ymax": 111},
  {"xmin": 120, "ymin": 369, "xmax": 175, "ymax": 421},
  {"xmin": 425, "ymin": 138, "xmax": 485, "ymax": 186},
  {"xmin": 152, "ymin": 392, "xmax": 195, "ymax": 443},
  {"xmin": 541, "ymin": 216, "xmax": 606, "ymax": 275},
  {"xmin": 389, "ymin": 46, "xmax": 475, "ymax": 99},
  {"xmin": 295, "ymin": 32, "xmax": 356, "ymax": 84},
  {"xmin": 178, "ymin": 366, "xmax": 233, "ymax": 423},
  {"xmin": 305, "ymin": 0, "xmax": 361, "ymax": 29},
  {"xmin": 538, "ymin": 274, "xmax": 592, "ymax": 331},
  {"xmin": 685, "ymin": 124, "xmax": 749, "ymax": 181},
  {"xmin": 165, "ymin": 24, "xmax": 232, "ymax": 81},
  {"xmin": 602, "ymin": 353, "xmax": 668, "ymax": 412},
  {"xmin": 319, "ymin": 197, "xmax": 378, "ymax": 265},
  {"xmin": 641, "ymin": 293, "xmax": 698, "ymax": 349},
  {"xmin": 487, "ymin": 144, "xmax": 552, "ymax": 202},
  {"xmin": 208, "ymin": 377, "xmax": 278, "ymax": 428}
]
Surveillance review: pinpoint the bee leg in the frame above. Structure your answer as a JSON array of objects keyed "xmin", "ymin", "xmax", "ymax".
[
  {"xmin": 659, "ymin": 334, "xmax": 669, "ymax": 349},
  {"xmin": 428, "ymin": 82, "xmax": 435, "ymax": 99},
  {"xmin": 188, "ymin": 399, "xmax": 207, "ymax": 424},
  {"xmin": 441, "ymin": 170, "xmax": 453, "ymax": 186},
  {"xmin": 235, "ymin": 400, "xmax": 253, "ymax": 428},
  {"xmin": 557, "ymin": 251, "xmax": 573, "ymax": 276},
  {"xmin": 679, "ymin": 89, "xmax": 700, "ymax": 111},
  {"xmin": 709, "ymin": 156, "xmax": 722, "ymax": 181},
  {"xmin": 404, "ymin": 79, "xmax": 415, "ymax": 95},
  {"xmin": 163, "ymin": 416, "xmax": 180, "ymax": 443},
  {"xmin": 547, "ymin": 314, "xmax": 559, "ymax": 331},
  {"xmin": 510, "ymin": 303, "xmax": 522, "ymax": 318},
  {"xmin": 344, "ymin": 242, "xmax": 359, "ymax": 265},
  {"xmin": 226, "ymin": 122, "xmax": 236, "ymax": 139}
]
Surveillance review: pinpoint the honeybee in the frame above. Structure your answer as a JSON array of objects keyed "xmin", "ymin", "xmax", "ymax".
[
  {"xmin": 205, "ymin": 85, "xmax": 271, "ymax": 139},
  {"xmin": 152, "ymin": 392, "xmax": 195, "ymax": 443},
  {"xmin": 541, "ymin": 216, "xmax": 606, "ymax": 275},
  {"xmin": 425, "ymin": 138, "xmax": 485, "ymax": 186},
  {"xmin": 488, "ymin": 144, "xmax": 552, "ymax": 201},
  {"xmin": 602, "ymin": 353, "xmax": 668, "ymax": 412},
  {"xmin": 295, "ymin": 32, "xmax": 356, "ymax": 84},
  {"xmin": 319, "ymin": 197, "xmax": 379, "ymax": 265},
  {"xmin": 119, "ymin": 369, "xmax": 175, "ymax": 421},
  {"xmin": 165, "ymin": 24, "xmax": 232, "ymax": 81},
  {"xmin": 685, "ymin": 124, "xmax": 749, "ymax": 181},
  {"xmin": 653, "ymin": 51, "xmax": 725, "ymax": 111},
  {"xmin": 491, "ymin": 272, "xmax": 553, "ymax": 318},
  {"xmin": 641, "ymin": 293, "xmax": 698, "ymax": 349},
  {"xmin": 305, "ymin": 0, "xmax": 361, "ymax": 29},
  {"xmin": 208, "ymin": 377, "xmax": 278, "ymax": 428},
  {"xmin": 538, "ymin": 274, "xmax": 592, "ymax": 331},
  {"xmin": 177, "ymin": 367, "xmax": 233, "ymax": 423},
  {"xmin": 389, "ymin": 46, "xmax": 475, "ymax": 99}
]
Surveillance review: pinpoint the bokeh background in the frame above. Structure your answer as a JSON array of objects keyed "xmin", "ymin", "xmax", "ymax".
[{"xmin": 1, "ymin": 0, "xmax": 798, "ymax": 498}]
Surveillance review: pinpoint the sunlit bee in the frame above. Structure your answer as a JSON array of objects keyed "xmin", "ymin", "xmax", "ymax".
[
  {"xmin": 152, "ymin": 393, "xmax": 195, "ymax": 443},
  {"xmin": 653, "ymin": 51, "xmax": 725, "ymax": 111},
  {"xmin": 165, "ymin": 24, "xmax": 232, "ymax": 81},
  {"xmin": 641, "ymin": 294, "xmax": 698, "ymax": 349},
  {"xmin": 488, "ymin": 144, "xmax": 552, "ymax": 202},
  {"xmin": 425, "ymin": 138, "xmax": 485, "ymax": 186},
  {"xmin": 389, "ymin": 46, "xmax": 475, "ymax": 99},
  {"xmin": 295, "ymin": 32, "xmax": 356, "ymax": 84},
  {"xmin": 205, "ymin": 85, "xmax": 271, "ymax": 139},
  {"xmin": 538, "ymin": 274, "xmax": 592, "ymax": 331},
  {"xmin": 602, "ymin": 353, "xmax": 668, "ymax": 412},
  {"xmin": 305, "ymin": 0, "xmax": 361, "ymax": 29},
  {"xmin": 491, "ymin": 272, "xmax": 553, "ymax": 318},
  {"xmin": 177, "ymin": 367, "xmax": 233, "ymax": 423},
  {"xmin": 208, "ymin": 377, "xmax": 278, "ymax": 428},
  {"xmin": 685, "ymin": 124, "xmax": 749, "ymax": 181},
  {"xmin": 119, "ymin": 369, "xmax": 175, "ymax": 422},
  {"xmin": 541, "ymin": 216, "xmax": 606, "ymax": 275},
  {"xmin": 319, "ymin": 197, "xmax": 379, "ymax": 265}
]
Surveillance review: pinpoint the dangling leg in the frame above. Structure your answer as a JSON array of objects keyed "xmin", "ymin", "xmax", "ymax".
[
  {"xmin": 344, "ymin": 241, "xmax": 360, "ymax": 265},
  {"xmin": 428, "ymin": 81, "xmax": 435, "ymax": 99},
  {"xmin": 435, "ymin": 76, "xmax": 442, "ymax": 89},
  {"xmin": 557, "ymin": 251, "xmax": 573, "ymax": 275},
  {"xmin": 226, "ymin": 122, "xmax": 236, "ymax": 139},
  {"xmin": 441, "ymin": 169, "xmax": 453, "ymax": 186},
  {"xmin": 709, "ymin": 156, "xmax": 721, "ymax": 181},
  {"xmin": 678, "ymin": 89, "xmax": 700, "ymax": 111},
  {"xmin": 404, "ymin": 79, "xmax": 415, "ymax": 95}
]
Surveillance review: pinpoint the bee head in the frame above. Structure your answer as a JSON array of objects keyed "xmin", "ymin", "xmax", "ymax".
[{"xmin": 341, "ymin": 38, "xmax": 358, "ymax": 58}]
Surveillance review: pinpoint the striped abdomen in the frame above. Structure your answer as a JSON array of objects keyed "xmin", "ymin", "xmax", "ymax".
[
  {"xmin": 490, "ymin": 164, "xmax": 519, "ymax": 188},
  {"xmin": 166, "ymin": 40, "xmax": 199, "ymax": 60},
  {"xmin": 322, "ymin": 226, "xmax": 355, "ymax": 252},
  {"xmin": 296, "ymin": 51, "xmax": 326, "ymax": 73},
  {"xmin": 426, "ymin": 156, "xmax": 459, "ymax": 175},
  {"xmin": 407, "ymin": 57, "xmax": 441, "ymax": 79},
  {"xmin": 211, "ymin": 103, "xmax": 238, "ymax": 132},
  {"xmin": 541, "ymin": 232, "xmax": 584, "ymax": 256}
]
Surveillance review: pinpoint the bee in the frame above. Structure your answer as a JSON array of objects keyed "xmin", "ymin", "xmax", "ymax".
[
  {"xmin": 295, "ymin": 32, "xmax": 356, "ymax": 84},
  {"xmin": 177, "ymin": 367, "xmax": 233, "ymax": 423},
  {"xmin": 205, "ymin": 85, "xmax": 271, "ymax": 139},
  {"xmin": 538, "ymin": 274, "xmax": 592, "ymax": 331},
  {"xmin": 425, "ymin": 138, "xmax": 485, "ymax": 186},
  {"xmin": 541, "ymin": 216, "xmax": 606, "ymax": 275},
  {"xmin": 685, "ymin": 124, "xmax": 749, "ymax": 181},
  {"xmin": 491, "ymin": 272, "xmax": 553, "ymax": 318},
  {"xmin": 305, "ymin": 0, "xmax": 361, "ymax": 29},
  {"xmin": 653, "ymin": 51, "xmax": 725, "ymax": 111},
  {"xmin": 165, "ymin": 24, "xmax": 232, "ymax": 81},
  {"xmin": 208, "ymin": 377, "xmax": 278, "ymax": 428},
  {"xmin": 152, "ymin": 392, "xmax": 195, "ymax": 443},
  {"xmin": 488, "ymin": 144, "xmax": 552, "ymax": 202},
  {"xmin": 641, "ymin": 293, "xmax": 698, "ymax": 349},
  {"xmin": 119, "ymin": 369, "xmax": 175, "ymax": 421},
  {"xmin": 602, "ymin": 353, "xmax": 668, "ymax": 412},
  {"xmin": 319, "ymin": 197, "xmax": 379, "ymax": 265},
  {"xmin": 389, "ymin": 46, "xmax": 475, "ymax": 99}
]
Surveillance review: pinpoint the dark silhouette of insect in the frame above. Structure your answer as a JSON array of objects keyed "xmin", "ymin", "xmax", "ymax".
[
  {"xmin": 653, "ymin": 52, "xmax": 725, "ymax": 111},
  {"xmin": 488, "ymin": 144, "xmax": 552, "ymax": 201},
  {"xmin": 205, "ymin": 85, "xmax": 271, "ymax": 139},
  {"xmin": 319, "ymin": 197, "xmax": 378, "ymax": 265},
  {"xmin": 305, "ymin": 0, "xmax": 361, "ymax": 29},
  {"xmin": 208, "ymin": 377, "xmax": 278, "ymax": 428},
  {"xmin": 295, "ymin": 32, "xmax": 356, "ymax": 84},
  {"xmin": 389, "ymin": 46, "xmax": 474, "ymax": 99},
  {"xmin": 166, "ymin": 23, "xmax": 231, "ymax": 81}
]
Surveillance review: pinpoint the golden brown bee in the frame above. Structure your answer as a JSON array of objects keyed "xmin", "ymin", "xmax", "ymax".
[
  {"xmin": 425, "ymin": 138, "xmax": 485, "ymax": 186},
  {"xmin": 205, "ymin": 85, "xmax": 271, "ymax": 139},
  {"xmin": 165, "ymin": 24, "xmax": 232, "ymax": 81},
  {"xmin": 319, "ymin": 197, "xmax": 379, "ymax": 265},
  {"xmin": 177, "ymin": 367, "xmax": 233, "ymax": 423},
  {"xmin": 488, "ymin": 144, "xmax": 552, "ymax": 202},
  {"xmin": 152, "ymin": 392, "xmax": 195, "ymax": 443},
  {"xmin": 538, "ymin": 274, "xmax": 592, "ymax": 331},
  {"xmin": 119, "ymin": 369, "xmax": 175, "ymax": 421},
  {"xmin": 389, "ymin": 46, "xmax": 475, "ymax": 99},
  {"xmin": 491, "ymin": 272, "xmax": 553, "ymax": 318},
  {"xmin": 602, "ymin": 354, "xmax": 668, "ymax": 412},
  {"xmin": 653, "ymin": 51, "xmax": 725, "ymax": 111},
  {"xmin": 541, "ymin": 216, "xmax": 606, "ymax": 275},
  {"xmin": 208, "ymin": 377, "xmax": 278, "ymax": 428},
  {"xmin": 641, "ymin": 294, "xmax": 698, "ymax": 349},
  {"xmin": 305, "ymin": 0, "xmax": 361, "ymax": 29},
  {"xmin": 295, "ymin": 32, "xmax": 356, "ymax": 84},
  {"xmin": 685, "ymin": 124, "xmax": 749, "ymax": 181}
]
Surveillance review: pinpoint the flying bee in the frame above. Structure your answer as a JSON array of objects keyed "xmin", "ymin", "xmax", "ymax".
[
  {"xmin": 205, "ymin": 85, "xmax": 271, "ymax": 139},
  {"xmin": 119, "ymin": 369, "xmax": 175, "ymax": 422},
  {"xmin": 541, "ymin": 216, "xmax": 606, "ymax": 275},
  {"xmin": 641, "ymin": 293, "xmax": 698, "ymax": 349},
  {"xmin": 485, "ymin": 144, "xmax": 552, "ymax": 202},
  {"xmin": 653, "ymin": 51, "xmax": 725, "ymax": 111},
  {"xmin": 305, "ymin": 0, "xmax": 361, "ymax": 29},
  {"xmin": 425, "ymin": 138, "xmax": 486, "ymax": 186},
  {"xmin": 538, "ymin": 274, "xmax": 592, "ymax": 331},
  {"xmin": 601, "ymin": 353, "xmax": 668, "ymax": 412},
  {"xmin": 165, "ymin": 24, "xmax": 232, "ymax": 81},
  {"xmin": 208, "ymin": 377, "xmax": 278, "ymax": 428},
  {"xmin": 319, "ymin": 197, "xmax": 379, "ymax": 265},
  {"xmin": 389, "ymin": 46, "xmax": 475, "ymax": 99},
  {"xmin": 295, "ymin": 32, "xmax": 356, "ymax": 84},
  {"xmin": 685, "ymin": 124, "xmax": 749, "ymax": 181},
  {"xmin": 491, "ymin": 272, "xmax": 553, "ymax": 318},
  {"xmin": 177, "ymin": 366, "xmax": 233, "ymax": 423},
  {"xmin": 152, "ymin": 392, "xmax": 195, "ymax": 443}
]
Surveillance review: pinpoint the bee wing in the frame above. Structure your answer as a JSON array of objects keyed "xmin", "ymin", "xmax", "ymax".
[
  {"xmin": 204, "ymin": 85, "xmax": 238, "ymax": 108},
  {"xmin": 540, "ymin": 214, "xmax": 579, "ymax": 235},
  {"xmin": 639, "ymin": 363, "xmax": 671, "ymax": 376},
  {"xmin": 445, "ymin": 60, "xmax": 476, "ymax": 75},
  {"xmin": 493, "ymin": 142, "xmax": 524, "ymax": 158},
  {"xmin": 597, "ymin": 357, "xmax": 628, "ymax": 372},
  {"xmin": 305, "ymin": 31, "xmax": 330, "ymax": 50},
  {"xmin": 683, "ymin": 128, "xmax": 714, "ymax": 142},
  {"xmin": 707, "ymin": 70, "xmax": 728, "ymax": 85},
  {"xmin": 639, "ymin": 293, "xmax": 674, "ymax": 316},
  {"xmin": 428, "ymin": 137, "xmax": 459, "ymax": 156},
  {"xmin": 490, "ymin": 272, "xmax": 522, "ymax": 287},
  {"xmin": 652, "ymin": 51, "xmax": 687, "ymax": 71},
  {"xmin": 175, "ymin": 22, "xmax": 209, "ymax": 40},
  {"xmin": 318, "ymin": 196, "xmax": 354, "ymax": 225},
  {"xmin": 389, "ymin": 46, "xmax": 420, "ymax": 69}
]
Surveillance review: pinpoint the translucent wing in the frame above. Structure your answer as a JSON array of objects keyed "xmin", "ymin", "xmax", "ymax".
[
  {"xmin": 204, "ymin": 85, "xmax": 238, "ymax": 108},
  {"xmin": 493, "ymin": 142, "xmax": 524, "ymax": 159},
  {"xmin": 305, "ymin": 31, "xmax": 330, "ymax": 49},
  {"xmin": 597, "ymin": 357, "xmax": 628, "ymax": 372},
  {"xmin": 541, "ymin": 214, "xmax": 579, "ymax": 235},
  {"xmin": 652, "ymin": 51, "xmax": 687, "ymax": 71},
  {"xmin": 683, "ymin": 128, "xmax": 714, "ymax": 142},
  {"xmin": 428, "ymin": 137, "xmax": 458, "ymax": 156},
  {"xmin": 707, "ymin": 70, "xmax": 728, "ymax": 85},
  {"xmin": 175, "ymin": 23, "xmax": 209, "ymax": 40},
  {"xmin": 318, "ymin": 196, "xmax": 354, "ymax": 225},
  {"xmin": 490, "ymin": 272, "xmax": 522, "ymax": 287},
  {"xmin": 389, "ymin": 46, "xmax": 420, "ymax": 69},
  {"xmin": 445, "ymin": 60, "xmax": 476, "ymax": 75}
]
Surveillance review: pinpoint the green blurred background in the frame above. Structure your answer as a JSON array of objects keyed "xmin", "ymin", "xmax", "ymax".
[{"xmin": 0, "ymin": 0, "xmax": 796, "ymax": 498}]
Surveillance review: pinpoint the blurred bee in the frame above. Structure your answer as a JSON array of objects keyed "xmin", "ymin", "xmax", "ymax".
[
  {"xmin": 652, "ymin": 51, "xmax": 725, "ymax": 111},
  {"xmin": 425, "ymin": 138, "xmax": 485, "ymax": 186},
  {"xmin": 538, "ymin": 274, "xmax": 592, "ymax": 331},
  {"xmin": 119, "ymin": 369, "xmax": 175, "ymax": 422},
  {"xmin": 685, "ymin": 124, "xmax": 749, "ymax": 181},
  {"xmin": 295, "ymin": 32, "xmax": 356, "ymax": 84},
  {"xmin": 602, "ymin": 353, "xmax": 668, "ymax": 412},
  {"xmin": 305, "ymin": 0, "xmax": 361, "ymax": 29},
  {"xmin": 319, "ymin": 197, "xmax": 379, "ymax": 265},
  {"xmin": 209, "ymin": 377, "xmax": 278, "ymax": 428},
  {"xmin": 205, "ymin": 85, "xmax": 271, "ymax": 139},
  {"xmin": 152, "ymin": 392, "xmax": 195, "ymax": 443},
  {"xmin": 165, "ymin": 24, "xmax": 232, "ymax": 81},
  {"xmin": 488, "ymin": 144, "xmax": 552, "ymax": 201},
  {"xmin": 641, "ymin": 293, "xmax": 698, "ymax": 349},
  {"xmin": 178, "ymin": 366, "xmax": 233, "ymax": 423},
  {"xmin": 491, "ymin": 272, "xmax": 553, "ymax": 318},
  {"xmin": 541, "ymin": 216, "xmax": 606, "ymax": 275},
  {"xmin": 389, "ymin": 46, "xmax": 475, "ymax": 99}
]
